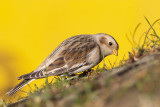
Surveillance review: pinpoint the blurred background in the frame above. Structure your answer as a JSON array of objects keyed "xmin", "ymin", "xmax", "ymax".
[{"xmin": 0, "ymin": 0, "xmax": 160, "ymax": 102}]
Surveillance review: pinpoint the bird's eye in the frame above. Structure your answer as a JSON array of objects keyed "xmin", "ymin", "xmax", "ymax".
[{"xmin": 109, "ymin": 42, "xmax": 112, "ymax": 46}]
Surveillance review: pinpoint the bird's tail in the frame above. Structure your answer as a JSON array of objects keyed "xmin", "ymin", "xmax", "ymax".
[{"xmin": 6, "ymin": 79, "xmax": 34, "ymax": 96}]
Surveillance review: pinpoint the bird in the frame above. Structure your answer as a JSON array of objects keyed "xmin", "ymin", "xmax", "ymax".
[{"xmin": 7, "ymin": 33, "xmax": 119, "ymax": 96}]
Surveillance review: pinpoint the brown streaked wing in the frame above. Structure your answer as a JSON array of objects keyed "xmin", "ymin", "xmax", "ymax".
[
  {"xmin": 46, "ymin": 35, "xmax": 98, "ymax": 76},
  {"xmin": 18, "ymin": 35, "xmax": 98, "ymax": 79},
  {"xmin": 62, "ymin": 35, "xmax": 97, "ymax": 69}
]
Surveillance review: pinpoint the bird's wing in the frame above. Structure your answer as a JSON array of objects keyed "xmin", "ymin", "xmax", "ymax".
[{"xmin": 18, "ymin": 35, "xmax": 99, "ymax": 80}]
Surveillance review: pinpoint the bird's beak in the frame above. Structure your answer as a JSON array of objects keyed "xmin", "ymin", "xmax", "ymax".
[{"xmin": 113, "ymin": 49, "xmax": 118, "ymax": 56}]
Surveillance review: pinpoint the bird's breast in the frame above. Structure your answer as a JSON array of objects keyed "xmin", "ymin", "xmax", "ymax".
[{"xmin": 87, "ymin": 46, "xmax": 101, "ymax": 65}]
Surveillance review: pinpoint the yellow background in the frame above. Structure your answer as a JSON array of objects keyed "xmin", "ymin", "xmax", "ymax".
[{"xmin": 0, "ymin": 0, "xmax": 159, "ymax": 102}]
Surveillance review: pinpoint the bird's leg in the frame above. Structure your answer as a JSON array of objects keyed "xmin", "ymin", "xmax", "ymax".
[
  {"xmin": 67, "ymin": 74, "xmax": 76, "ymax": 78},
  {"xmin": 87, "ymin": 69, "xmax": 93, "ymax": 79},
  {"xmin": 61, "ymin": 69, "xmax": 93, "ymax": 80},
  {"xmin": 78, "ymin": 69, "xmax": 92, "ymax": 78}
]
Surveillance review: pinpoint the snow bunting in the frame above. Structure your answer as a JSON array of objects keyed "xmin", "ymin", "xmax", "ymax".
[{"xmin": 7, "ymin": 33, "xmax": 119, "ymax": 96}]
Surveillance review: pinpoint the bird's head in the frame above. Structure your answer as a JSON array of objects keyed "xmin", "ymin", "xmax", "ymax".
[{"xmin": 95, "ymin": 33, "xmax": 119, "ymax": 57}]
